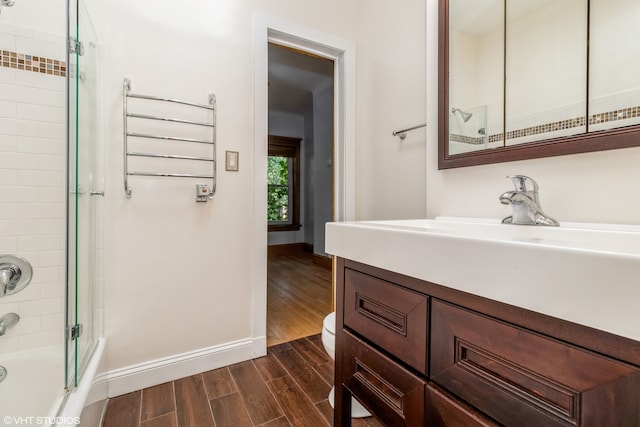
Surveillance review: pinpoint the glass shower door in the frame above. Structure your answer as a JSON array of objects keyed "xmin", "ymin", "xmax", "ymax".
[{"xmin": 66, "ymin": 0, "xmax": 100, "ymax": 390}]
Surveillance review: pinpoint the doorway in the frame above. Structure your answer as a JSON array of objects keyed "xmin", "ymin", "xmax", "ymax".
[
  {"xmin": 266, "ymin": 43, "xmax": 334, "ymax": 346},
  {"xmin": 252, "ymin": 17, "xmax": 356, "ymax": 352}
]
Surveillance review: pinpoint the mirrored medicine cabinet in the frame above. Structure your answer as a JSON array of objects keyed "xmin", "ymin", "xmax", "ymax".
[{"xmin": 439, "ymin": 0, "xmax": 640, "ymax": 169}]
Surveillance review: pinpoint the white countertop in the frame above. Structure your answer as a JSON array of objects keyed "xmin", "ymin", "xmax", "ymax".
[{"xmin": 325, "ymin": 217, "xmax": 640, "ymax": 342}]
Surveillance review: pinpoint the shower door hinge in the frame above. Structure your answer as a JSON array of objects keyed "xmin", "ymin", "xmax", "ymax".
[
  {"xmin": 66, "ymin": 323, "xmax": 83, "ymax": 341},
  {"xmin": 68, "ymin": 37, "xmax": 84, "ymax": 56}
]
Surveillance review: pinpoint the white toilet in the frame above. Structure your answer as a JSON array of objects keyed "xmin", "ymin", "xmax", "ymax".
[{"xmin": 321, "ymin": 312, "xmax": 372, "ymax": 418}]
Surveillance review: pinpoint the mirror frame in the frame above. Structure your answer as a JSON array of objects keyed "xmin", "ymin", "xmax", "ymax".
[{"xmin": 438, "ymin": 0, "xmax": 640, "ymax": 169}]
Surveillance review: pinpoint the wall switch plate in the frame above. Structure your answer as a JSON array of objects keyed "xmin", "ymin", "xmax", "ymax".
[{"xmin": 195, "ymin": 184, "xmax": 210, "ymax": 202}]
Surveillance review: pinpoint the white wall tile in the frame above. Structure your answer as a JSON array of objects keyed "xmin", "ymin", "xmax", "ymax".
[
  {"xmin": 15, "ymin": 70, "xmax": 64, "ymax": 91},
  {"xmin": 0, "ymin": 83, "xmax": 39, "ymax": 103},
  {"xmin": 0, "ymin": 32, "xmax": 16, "ymax": 50},
  {"xmin": 0, "ymin": 186, "xmax": 38, "ymax": 203},
  {"xmin": 38, "ymin": 250, "xmax": 65, "ymax": 267},
  {"xmin": 17, "ymin": 103, "xmax": 64, "ymax": 123},
  {"xmin": 37, "ymin": 122, "xmax": 64, "ymax": 139},
  {"xmin": 0, "ymin": 100, "xmax": 17, "ymax": 118},
  {"xmin": 41, "ymin": 313, "xmax": 64, "ymax": 331},
  {"xmin": 18, "ymin": 330, "xmax": 61, "ymax": 351},
  {"xmin": 16, "ymin": 170, "xmax": 64, "ymax": 187},
  {"xmin": 14, "ymin": 203, "xmax": 65, "ymax": 220},
  {"xmin": 37, "ymin": 88, "xmax": 64, "ymax": 107},
  {"xmin": 37, "ymin": 153, "xmax": 64, "ymax": 170},
  {"xmin": 3, "ymin": 151, "xmax": 39, "ymax": 169},
  {"xmin": 0, "ymin": 22, "xmax": 35, "ymax": 39},
  {"xmin": 17, "ymin": 234, "xmax": 63, "ymax": 252},
  {"xmin": 0, "ymin": 336, "xmax": 18, "ymax": 354},
  {"xmin": 12, "ymin": 316, "xmax": 41, "ymax": 335},
  {"xmin": 31, "ymin": 265, "xmax": 62, "ymax": 283},
  {"xmin": 0, "ymin": 235, "xmax": 17, "ymax": 252},
  {"xmin": 39, "ymin": 297, "xmax": 63, "ymax": 315},
  {"xmin": 40, "ymin": 281, "xmax": 64, "ymax": 299},
  {"xmin": 17, "ymin": 136, "xmax": 64, "ymax": 154},
  {"xmin": 0, "ymin": 117, "xmax": 40, "ymax": 137},
  {"xmin": 0, "ymin": 67, "xmax": 16, "ymax": 84},
  {"xmin": 0, "ymin": 134, "xmax": 17, "ymax": 151},
  {"xmin": 0, "ymin": 203, "xmax": 17, "ymax": 220},
  {"xmin": 0, "ymin": 168, "xmax": 17, "ymax": 185},
  {"xmin": 15, "ymin": 37, "xmax": 63, "ymax": 61},
  {"xmin": 0, "ymin": 219, "xmax": 38, "ymax": 236}
]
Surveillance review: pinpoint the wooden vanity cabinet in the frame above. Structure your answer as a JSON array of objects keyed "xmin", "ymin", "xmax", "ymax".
[{"xmin": 334, "ymin": 258, "xmax": 640, "ymax": 427}]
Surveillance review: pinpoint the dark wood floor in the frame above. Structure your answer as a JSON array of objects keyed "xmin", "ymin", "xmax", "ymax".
[{"xmin": 103, "ymin": 334, "xmax": 384, "ymax": 427}]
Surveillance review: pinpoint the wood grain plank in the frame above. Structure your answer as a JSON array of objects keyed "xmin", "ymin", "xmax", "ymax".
[
  {"xmin": 315, "ymin": 399, "xmax": 334, "ymax": 425},
  {"xmin": 290, "ymin": 336, "xmax": 331, "ymax": 367},
  {"xmin": 202, "ymin": 367, "xmax": 237, "ymax": 400},
  {"xmin": 103, "ymin": 391, "xmax": 141, "ymax": 427},
  {"xmin": 274, "ymin": 348, "xmax": 331, "ymax": 403},
  {"xmin": 267, "ymin": 251, "xmax": 332, "ymax": 346},
  {"xmin": 228, "ymin": 360, "xmax": 284, "ymax": 425},
  {"xmin": 174, "ymin": 375, "xmax": 215, "ymax": 427},
  {"xmin": 140, "ymin": 412, "xmax": 177, "ymax": 427},
  {"xmin": 210, "ymin": 392, "xmax": 254, "ymax": 427},
  {"xmin": 253, "ymin": 349, "xmax": 289, "ymax": 382},
  {"xmin": 267, "ymin": 375, "xmax": 328, "ymax": 426},
  {"xmin": 258, "ymin": 416, "xmax": 292, "ymax": 427},
  {"xmin": 141, "ymin": 382, "xmax": 175, "ymax": 421}
]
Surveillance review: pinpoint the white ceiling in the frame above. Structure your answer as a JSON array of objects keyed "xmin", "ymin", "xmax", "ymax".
[{"xmin": 268, "ymin": 43, "xmax": 333, "ymax": 115}]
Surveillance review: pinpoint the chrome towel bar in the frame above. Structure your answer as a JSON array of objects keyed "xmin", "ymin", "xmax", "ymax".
[
  {"xmin": 392, "ymin": 123, "xmax": 426, "ymax": 140},
  {"xmin": 126, "ymin": 113, "xmax": 214, "ymax": 128},
  {"xmin": 123, "ymin": 78, "xmax": 217, "ymax": 200}
]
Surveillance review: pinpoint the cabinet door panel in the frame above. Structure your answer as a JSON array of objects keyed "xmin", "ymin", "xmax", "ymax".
[
  {"xmin": 344, "ymin": 268, "xmax": 428, "ymax": 373},
  {"xmin": 426, "ymin": 382, "xmax": 500, "ymax": 427},
  {"xmin": 342, "ymin": 330, "xmax": 426, "ymax": 427},
  {"xmin": 430, "ymin": 299, "xmax": 640, "ymax": 427}
]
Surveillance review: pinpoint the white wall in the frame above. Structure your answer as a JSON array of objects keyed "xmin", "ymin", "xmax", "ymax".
[
  {"xmin": 356, "ymin": 0, "xmax": 427, "ymax": 220},
  {"xmin": 426, "ymin": 0, "xmax": 640, "ymax": 225},
  {"xmin": 83, "ymin": 0, "xmax": 427, "ymax": 389}
]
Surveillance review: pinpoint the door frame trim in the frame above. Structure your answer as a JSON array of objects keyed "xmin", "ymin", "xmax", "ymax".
[{"xmin": 253, "ymin": 14, "xmax": 356, "ymax": 349}]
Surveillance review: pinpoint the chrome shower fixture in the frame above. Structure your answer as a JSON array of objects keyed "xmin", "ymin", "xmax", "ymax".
[
  {"xmin": 451, "ymin": 107, "xmax": 473, "ymax": 123},
  {"xmin": 0, "ymin": 0, "xmax": 15, "ymax": 7}
]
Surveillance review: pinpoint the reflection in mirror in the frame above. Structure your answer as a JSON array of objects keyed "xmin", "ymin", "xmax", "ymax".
[
  {"xmin": 589, "ymin": 0, "xmax": 640, "ymax": 132},
  {"xmin": 439, "ymin": 0, "xmax": 640, "ymax": 169},
  {"xmin": 505, "ymin": 0, "xmax": 587, "ymax": 145},
  {"xmin": 448, "ymin": 0, "xmax": 503, "ymax": 154}
]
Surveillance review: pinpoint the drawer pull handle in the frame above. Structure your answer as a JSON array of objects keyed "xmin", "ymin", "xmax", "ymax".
[
  {"xmin": 455, "ymin": 339, "xmax": 579, "ymax": 423},
  {"xmin": 353, "ymin": 357, "xmax": 405, "ymax": 414},
  {"xmin": 356, "ymin": 293, "xmax": 407, "ymax": 336}
]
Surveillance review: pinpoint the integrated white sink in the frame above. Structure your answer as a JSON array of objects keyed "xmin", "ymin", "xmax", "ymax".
[{"xmin": 325, "ymin": 217, "xmax": 640, "ymax": 342}]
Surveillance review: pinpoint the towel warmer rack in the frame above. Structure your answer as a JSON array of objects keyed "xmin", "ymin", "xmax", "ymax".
[{"xmin": 123, "ymin": 78, "xmax": 216, "ymax": 200}]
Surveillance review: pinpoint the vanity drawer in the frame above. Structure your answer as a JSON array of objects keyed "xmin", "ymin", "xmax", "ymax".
[
  {"xmin": 425, "ymin": 382, "xmax": 500, "ymax": 427},
  {"xmin": 342, "ymin": 330, "xmax": 426, "ymax": 427},
  {"xmin": 344, "ymin": 268, "xmax": 428, "ymax": 373},
  {"xmin": 430, "ymin": 299, "xmax": 640, "ymax": 427}
]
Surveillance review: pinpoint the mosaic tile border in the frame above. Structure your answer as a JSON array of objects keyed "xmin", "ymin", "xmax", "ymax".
[
  {"xmin": 0, "ymin": 49, "xmax": 66, "ymax": 77},
  {"xmin": 454, "ymin": 105, "xmax": 640, "ymax": 145}
]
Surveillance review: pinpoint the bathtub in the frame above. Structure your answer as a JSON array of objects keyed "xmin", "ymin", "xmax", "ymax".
[
  {"xmin": 0, "ymin": 339, "xmax": 106, "ymax": 427},
  {"xmin": 0, "ymin": 346, "xmax": 65, "ymax": 425}
]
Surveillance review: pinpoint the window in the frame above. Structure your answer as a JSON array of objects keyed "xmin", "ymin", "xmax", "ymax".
[{"xmin": 268, "ymin": 135, "xmax": 301, "ymax": 232}]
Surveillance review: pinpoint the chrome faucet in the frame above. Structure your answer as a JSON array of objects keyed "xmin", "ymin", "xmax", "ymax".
[
  {"xmin": 0, "ymin": 313, "xmax": 19, "ymax": 336},
  {"xmin": 499, "ymin": 175, "xmax": 559, "ymax": 226}
]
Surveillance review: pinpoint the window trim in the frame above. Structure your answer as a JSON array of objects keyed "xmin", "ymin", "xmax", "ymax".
[{"xmin": 268, "ymin": 135, "xmax": 301, "ymax": 232}]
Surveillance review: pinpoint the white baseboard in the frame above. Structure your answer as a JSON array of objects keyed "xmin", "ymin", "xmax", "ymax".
[{"xmin": 106, "ymin": 336, "xmax": 267, "ymax": 398}]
